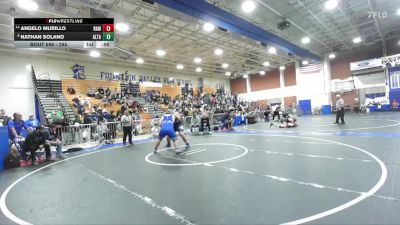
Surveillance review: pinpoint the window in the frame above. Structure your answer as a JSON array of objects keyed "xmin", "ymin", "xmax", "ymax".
[{"xmin": 390, "ymin": 72, "xmax": 400, "ymax": 89}]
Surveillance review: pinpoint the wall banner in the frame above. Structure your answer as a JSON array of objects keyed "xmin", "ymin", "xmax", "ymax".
[
  {"xmin": 99, "ymin": 71, "xmax": 192, "ymax": 85},
  {"xmin": 350, "ymin": 58, "xmax": 382, "ymax": 71}
]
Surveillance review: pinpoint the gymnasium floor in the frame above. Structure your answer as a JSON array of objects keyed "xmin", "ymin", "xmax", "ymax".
[{"xmin": 1, "ymin": 113, "xmax": 400, "ymax": 225}]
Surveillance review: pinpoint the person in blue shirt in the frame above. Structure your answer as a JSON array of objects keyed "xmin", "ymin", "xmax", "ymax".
[
  {"xmin": 154, "ymin": 110, "xmax": 180, "ymax": 154},
  {"xmin": 8, "ymin": 112, "xmax": 32, "ymax": 147},
  {"xmin": 25, "ymin": 114, "xmax": 40, "ymax": 129}
]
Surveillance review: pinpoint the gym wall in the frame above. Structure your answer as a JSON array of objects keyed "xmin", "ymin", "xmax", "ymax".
[{"xmin": 0, "ymin": 53, "xmax": 230, "ymax": 118}]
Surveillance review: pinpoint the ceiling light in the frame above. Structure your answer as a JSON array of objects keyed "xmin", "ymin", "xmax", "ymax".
[
  {"xmin": 203, "ymin": 23, "xmax": 215, "ymax": 32},
  {"xmin": 177, "ymin": 64, "xmax": 184, "ymax": 70},
  {"xmin": 260, "ymin": 71, "xmax": 265, "ymax": 75},
  {"xmin": 353, "ymin": 37, "xmax": 362, "ymax": 44},
  {"xmin": 222, "ymin": 63, "xmax": 229, "ymax": 68},
  {"xmin": 194, "ymin": 57, "xmax": 202, "ymax": 63},
  {"xmin": 241, "ymin": 0, "xmax": 256, "ymax": 13},
  {"xmin": 263, "ymin": 61, "xmax": 270, "ymax": 67},
  {"xmin": 398, "ymin": 40, "xmax": 400, "ymax": 45},
  {"xmin": 324, "ymin": 0, "xmax": 338, "ymax": 10},
  {"xmin": 115, "ymin": 22, "xmax": 129, "ymax": 32},
  {"xmin": 196, "ymin": 67, "xmax": 202, "ymax": 72},
  {"xmin": 25, "ymin": 64, "xmax": 31, "ymax": 71},
  {"xmin": 243, "ymin": 74, "xmax": 249, "ymax": 79},
  {"xmin": 156, "ymin": 49, "xmax": 166, "ymax": 57},
  {"xmin": 397, "ymin": 8, "xmax": 400, "ymax": 15},
  {"xmin": 214, "ymin": 48, "xmax": 223, "ymax": 56},
  {"xmin": 328, "ymin": 53, "xmax": 336, "ymax": 59},
  {"xmin": 136, "ymin": 58, "xmax": 144, "ymax": 64},
  {"xmin": 225, "ymin": 72, "xmax": 231, "ymax": 76},
  {"xmin": 18, "ymin": 0, "xmax": 39, "ymax": 11},
  {"xmin": 268, "ymin": 47, "xmax": 277, "ymax": 54},
  {"xmin": 89, "ymin": 50, "xmax": 100, "ymax": 58},
  {"xmin": 301, "ymin": 37, "xmax": 310, "ymax": 44},
  {"xmin": 302, "ymin": 60, "xmax": 309, "ymax": 65},
  {"xmin": 279, "ymin": 66, "xmax": 285, "ymax": 70}
]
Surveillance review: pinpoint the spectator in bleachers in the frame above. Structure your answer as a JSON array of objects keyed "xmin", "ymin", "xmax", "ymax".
[
  {"xmin": 25, "ymin": 114, "xmax": 40, "ymax": 129},
  {"xmin": 83, "ymin": 113, "xmax": 93, "ymax": 124},
  {"xmin": 0, "ymin": 109, "xmax": 11, "ymax": 125},
  {"xmin": 87, "ymin": 88, "xmax": 95, "ymax": 97},
  {"xmin": 67, "ymin": 86, "xmax": 76, "ymax": 95},
  {"xmin": 102, "ymin": 96, "xmax": 110, "ymax": 107},
  {"xmin": 8, "ymin": 112, "xmax": 31, "ymax": 146},
  {"xmin": 105, "ymin": 87, "xmax": 111, "ymax": 97}
]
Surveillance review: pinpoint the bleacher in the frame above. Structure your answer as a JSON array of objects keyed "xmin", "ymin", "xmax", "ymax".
[
  {"xmin": 61, "ymin": 79, "xmax": 122, "ymax": 114},
  {"xmin": 61, "ymin": 79, "xmax": 153, "ymax": 122},
  {"xmin": 35, "ymin": 79, "xmax": 76, "ymax": 122}
]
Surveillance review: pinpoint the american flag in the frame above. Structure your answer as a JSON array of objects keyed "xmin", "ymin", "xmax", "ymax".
[{"xmin": 299, "ymin": 62, "xmax": 323, "ymax": 74}]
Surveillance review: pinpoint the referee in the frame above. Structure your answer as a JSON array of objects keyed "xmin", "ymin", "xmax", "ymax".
[{"xmin": 334, "ymin": 94, "xmax": 345, "ymax": 125}]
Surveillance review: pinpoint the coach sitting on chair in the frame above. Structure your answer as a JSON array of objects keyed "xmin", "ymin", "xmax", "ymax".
[
  {"xmin": 22, "ymin": 126, "xmax": 51, "ymax": 165},
  {"xmin": 45, "ymin": 124, "xmax": 63, "ymax": 159}
]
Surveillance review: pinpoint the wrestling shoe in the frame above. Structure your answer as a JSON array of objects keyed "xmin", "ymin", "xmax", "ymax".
[
  {"xmin": 176, "ymin": 149, "xmax": 183, "ymax": 155},
  {"xmin": 184, "ymin": 143, "xmax": 190, "ymax": 150}
]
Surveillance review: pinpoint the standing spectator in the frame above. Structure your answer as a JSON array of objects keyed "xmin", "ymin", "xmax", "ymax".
[
  {"xmin": 25, "ymin": 114, "xmax": 40, "ymax": 129},
  {"xmin": 108, "ymin": 111, "xmax": 117, "ymax": 141},
  {"xmin": 45, "ymin": 124, "xmax": 63, "ymax": 159},
  {"xmin": 334, "ymin": 94, "xmax": 345, "ymax": 124},
  {"xmin": 264, "ymin": 106, "xmax": 271, "ymax": 122},
  {"xmin": 0, "ymin": 109, "xmax": 11, "ymax": 125},
  {"xmin": 121, "ymin": 110, "xmax": 133, "ymax": 146}
]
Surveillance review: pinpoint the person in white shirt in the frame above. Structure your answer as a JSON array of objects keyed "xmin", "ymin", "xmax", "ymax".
[
  {"xmin": 120, "ymin": 110, "xmax": 133, "ymax": 146},
  {"xmin": 334, "ymin": 94, "xmax": 345, "ymax": 124}
]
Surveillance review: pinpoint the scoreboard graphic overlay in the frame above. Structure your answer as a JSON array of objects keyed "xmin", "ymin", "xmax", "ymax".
[{"xmin": 14, "ymin": 18, "xmax": 115, "ymax": 48}]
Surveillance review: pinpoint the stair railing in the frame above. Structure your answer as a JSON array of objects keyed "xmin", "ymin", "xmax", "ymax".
[{"xmin": 31, "ymin": 68, "xmax": 47, "ymax": 125}]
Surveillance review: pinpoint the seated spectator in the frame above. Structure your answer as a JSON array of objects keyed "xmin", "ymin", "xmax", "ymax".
[
  {"xmin": 72, "ymin": 96, "xmax": 80, "ymax": 107},
  {"xmin": 83, "ymin": 113, "xmax": 93, "ymax": 124},
  {"xmin": 105, "ymin": 87, "xmax": 111, "ymax": 97},
  {"xmin": 45, "ymin": 124, "xmax": 63, "ymax": 158},
  {"xmin": 102, "ymin": 96, "xmax": 110, "ymax": 107},
  {"xmin": 67, "ymin": 86, "xmax": 76, "ymax": 95},
  {"xmin": 8, "ymin": 112, "xmax": 31, "ymax": 146},
  {"xmin": 87, "ymin": 88, "xmax": 95, "ymax": 97},
  {"xmin": 391, "ymin": 99, "xmax": 399, "ymax": 111},
  {"xmin": 190, "ymin": 114, "xmax": 201, "ymax": 132},
  {"xmin": 25, "ymin": 114, "xmax": 40, "ymax": 129},
  {"xmin": 3, "ymin": 145, "xmax": 21, "ymax": 169},
  {"xmin": 22, "ymin": 126, "xmax": 51, "ymax": 165},
  {"xmin": 0, "ymin": 109, "xmax": 11, "ymax": 125},
  {"xmin": 50, "ymin": 106, "xmax": 64, "ymax": 125}
]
